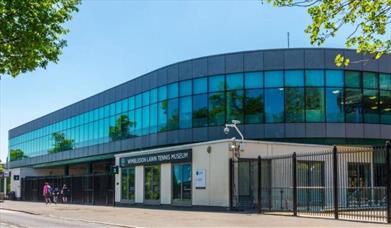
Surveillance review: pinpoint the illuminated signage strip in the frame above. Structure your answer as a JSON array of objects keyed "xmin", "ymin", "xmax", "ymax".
[{"xmin": 120, "ymin": 149, "xmax": 192, "ymax": 167}]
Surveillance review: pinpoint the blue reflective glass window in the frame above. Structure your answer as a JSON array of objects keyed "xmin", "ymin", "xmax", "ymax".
[
  {"xmin": 142, "ymin": 106, "xmax": 150, "ymax": 135},
  {"xmin": 209, "ymin": 75, "xmax": 225, "ymax": 92},
  {"xmin": 245, "ymin": 72, "xmax": 263, "ymax": 89},
  {"xmin": 193, "ymin": 78, "xmax": 207, "ymax": 94},
  {"xmin": 305, "ymin": 88, "xmax": 325, "ymax": 122},
  {"xmin": 180, "ymin": 96, "xmax": 192, "ymax": 129},
  {"xmin": 245, "ymin": 89, "xmax": 264, "ymax": 124},
  {"xmin": 345, "ymin": 71, "xmax": 361, "ymax": 88},
  {"xmin": 180, "ymin": 80, "xmax": 192, "ymax": 97},
  {"xmin": 135, "ymin": 94, "xmax": 142, "ymax": 108},
  {"xmin": 158, "ymin": 85, "xmax": 167, "ymax": 101},
  {"xmin": 285, "ymin": 88, "xmax": 305, "ymax": 122},
  {"xmin": 363, "ymin": 72, "xmax": 378, "ymax": 89},
  {"xmin": 116, "ymin": 101, "xmax": 122, "ymax": 114},
  {"xmin": 110, "ymin": 103, "xmax": 116, "ymax": 116},
  {"xmin": 134, "ymin": 108, "xmax": 142, "ymax": 136},
  {"xmin": 158, "ymin": 101, "xmax": 167, "ymax": 132},
  {"xmin": 380, "ymin": 73, "xmax": 391, "ymax": 90},
  {"xmin": 167, "ymin": 98, "xmax": 179, "ymax": 130},
  {"xmin": 149, "ymin": 103, "xmax": 158, "ymax": 133},
  {"xmin": 226, "ymin": 73, "xmax": 243, "ymax": 90},
  {"xmin": 150, "ymin": 88, "xmax": 158, "ymax": 104},
  {"xmin": 128, "ymin": 97, "xmax": 135, "ymax": 110},
  {"xmin": 326, "ymin": 88, "xmax": 344, "ymax": 122},
  {"xmin": 265, "ymin": 71, "xmax": 283, "ymax": 88},
  {"xmin": 168, "ymin": 83, "xmax": 178, "ymax": 99},
  {"xmin": 192, "ymin": 94, "xmax": 208, "ymax": 127},
  {"xmin": 264, "ymin": 88, "xmax": 284, "ymax": 123},
  {"xmin": 104, "ymin": 105, "xmax": 110, "ymax": 117},
  {"xmin": 285, "ymin": 70, "xmax": 304, "ymax": 87},
  {"xmin": 121, "ymin": 99, "xmax": 128, "ymax": 112},
  {"xmin": 363, "ymin": 89, "xmax": 379, "ymax": 123},
  {"xmin": 208, "ymin": 92, "xmax": 226, "ymax": 126},
  {"xmin": 306, "ymin": 70, "xmax": 324, "ymax": 86},
  {"xmin": 326, "ymin": 70, "xmax": 344, "ymax": 87},
  {"xmin": 142, "ymin": 91, "xmax": 150, "ymax": 106},
  {"xmin": 380, "ymin": 90, "xmax": 391, "ymax": 124},
  {"xmin": 345, "ymin": 88, "xmax": 362, "ymax": 123},
  {"xmin": 128, "ymin": 111, "xmax": 135, "ymax": 136},
  {"xmin": 226, "ymin": 90, "xmax": 244, "ymax": 123}
]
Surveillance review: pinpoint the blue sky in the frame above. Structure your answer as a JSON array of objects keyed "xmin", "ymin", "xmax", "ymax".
[{"xmin": 0, "ymin": 1, "xmax": 351, "ymax": 162}]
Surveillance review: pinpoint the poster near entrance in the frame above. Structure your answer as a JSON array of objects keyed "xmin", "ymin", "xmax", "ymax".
[{"xmin": 195, "ymin": 169, "xmax": 206, "ymax": 189}]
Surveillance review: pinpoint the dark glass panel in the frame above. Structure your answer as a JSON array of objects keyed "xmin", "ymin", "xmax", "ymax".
[
  {"xmin": 345, "ymin": 71, "xmax": 361, "ymax": 88},
  {"xmin": 245, "ymin": 72, "xmax": 263, "ymax": 89},
  {"xmin": 326, "ymin": 88, "xmax": 344, "ymax": 122},
  {"xmin": 192, "ymin": 94, "xmax": 208, "ymax": 127},
  {"xmin": 167, "ymin": 98, "xmax": 179, "ymax": 131},
  {"xmin": 134, "ymin": 108, "xmax": 142, "ymax": 136},
  {"xmin": 363, "ymin": 89, "xmax": 379, "ymax": 123},
  {"xmin": 285, "ymin": 70, "xmax": 304, "ymax": 87},
  {"xmin": 380, "ymin": 73, "xmax": 391, "ymax": 90},
  {"xmin": 208, "ymin": 92, "xmax": 226, "ymax": 126},
  {"xmin": 142, "ymin": 106, "xmax": 150, "ymax": 135},
  {"xmin": 226, "ymin": 73, "xmax": 243, "ymax": 90},
  {"xmin": 168, "ymin": 83, "xmax": 178, "ymax": 99},
  {"xmin": 193, "ymin": 78, "xmax": 207, "ymax": 94},
  {"xmin": 245, "ymin": 89, "xmax": 264, "ymax": 124},
  {"xmin": 209, "ymin": 75, "xmax": 225, "ymax": 92},
  {"xmin": 158, "ymin": 101, "xmax": 167, "ymax": 132},
  {"xmin": 285, "ymin": 88, "xmax": 305, "ymax": 122},
  {"xmin": 306, "ymin": 70, "xmax": 324, "ymax": 86},
  {"xmin": 345, "ymin": 88, "xmax": 362, "ymax": 123},
  {"xmin": 264, "ymin": 71, "xmax": 283, "ymax": 88},
  {"xmin": 226, "ymin": 90, "xmax": 244, "ymax": 123},
  {"xmin": 179, "ymin": 80, "xmax": 192, "ymax": 97},
  {"xmin": 264, "ymin": 88, "xmax": 284, "ymax": 123},
  {"xmin": 179, "ymin": 96, "xmax": 192, "ymax": 129},
  {"xmin": 380, "ymin": 90, "xmax": 391, "ymax": 124},
  {"xmin": 305, "ymin": 88, "xmax": 325, "ymax": 122},
  {"xmin": 127, "ymin": 111, "xmax": 135, "ymax": 137},
  {"xmin": 363, "ymin": 72, "xmax": 378, "ymax": 89},
  {"xmin": 144, "ymin": 165, "xmax": 160, "ymax": 200},
  {"xmin": 121, "ymin": 168, "xmax": 128, "ymax": 200},
  {"xmin": 149, "ymin": 103, "xmax": 158, "ymax": 134}
]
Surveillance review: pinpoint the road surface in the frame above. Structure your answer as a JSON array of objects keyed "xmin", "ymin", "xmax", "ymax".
[{"xmin": 0, "ymin": 209, "xmax": 121, "ymax": 228}]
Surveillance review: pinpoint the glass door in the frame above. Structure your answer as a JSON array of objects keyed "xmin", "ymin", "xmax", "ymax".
[
  {"xmin": 172, "ymin": 163, "xmax": 192, "ymax": 205},
  {"xmin": 144, "ymin": 165, "xmax": 160, "ymax": 202},
  {"xmin": 121, "ymin": 167, "xmax": 135, "ymax": 202}
]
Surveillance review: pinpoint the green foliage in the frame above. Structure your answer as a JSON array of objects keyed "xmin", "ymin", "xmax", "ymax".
[
  {"xmin": 109, "ymin": 114, "xmax": 134, "ymax": 141},
  {"xmin": 9, "ymin": 149, "xmax": 25, "ymax": 161},
  {"xmin": 0, "ymin": 0, "xmax": 81, "ymax": 77},
  {"xmin": 0, "ymin": 163, "xmax": 3, "ymax": 173},
  {"xmin": 264, "ymin": 0, "xmax": 391, "ymax": 65},
  {"xmin": 49, "ymin": 132, "xmax": 74, "ymax": 153}
]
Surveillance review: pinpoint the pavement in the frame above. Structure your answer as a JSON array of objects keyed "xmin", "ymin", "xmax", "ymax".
[{"xmin": 0, "ymin": 201, "xmax": 389, "ymax": 227}]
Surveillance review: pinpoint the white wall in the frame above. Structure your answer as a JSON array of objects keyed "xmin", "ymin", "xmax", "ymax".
[
  {"xmin": 115, "ymin": 156, "xmax": 121, "ymax": 203},
  {"xmin": 135, "ymin": 166, "xmax": 144, "ymax": 203},
  {"xmin": 161, "ymin": 163, "xmax": 171, "ymax": 204}
]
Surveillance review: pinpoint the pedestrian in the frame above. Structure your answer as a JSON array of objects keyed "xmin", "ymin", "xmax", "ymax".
[
  {"xmin": 52, "ymin": 186, "xmax": 60, "ymax": 204},
  {"xmin": 61, "ymin": 184, "xmax": 69, "ymax": 203},
  {"xmin": 42, "ymin": 182, "xmax": 51, "ymax": 205}
]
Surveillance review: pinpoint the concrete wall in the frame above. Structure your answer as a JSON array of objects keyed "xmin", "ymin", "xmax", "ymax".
[
  {"xmin": 135, "ymin": 166, "xmax": 144, "ymax": 203},
  {"xmin": 161, "ymin": 163, "xmax": 171, "ymax": 205}
]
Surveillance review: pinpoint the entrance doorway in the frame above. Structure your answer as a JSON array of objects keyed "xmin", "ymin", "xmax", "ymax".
[
  {"xmin": 172, "ymin": 163, "xmax": 192, "ymax": 205},
  {"xmin": 144, "ymin": 165, "xmax": 160, "ymax": 204}
]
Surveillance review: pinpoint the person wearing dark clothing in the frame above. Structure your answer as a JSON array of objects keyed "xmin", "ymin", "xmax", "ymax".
[{"xmin": 61, "ymin": 184, "xmax": 70, "ymax": 203}]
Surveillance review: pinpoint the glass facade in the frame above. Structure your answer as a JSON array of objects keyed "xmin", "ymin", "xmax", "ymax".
[{"xmin": 8, "ymin": 70, "xmax": 391, "ymax": 162}]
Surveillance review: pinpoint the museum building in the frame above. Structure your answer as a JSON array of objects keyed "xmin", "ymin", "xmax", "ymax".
[{"xmin": 7, "ymin": 48, "xmax": 391, "ymax": 208}]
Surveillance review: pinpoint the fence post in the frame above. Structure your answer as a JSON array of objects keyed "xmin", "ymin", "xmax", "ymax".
[
  {"xmin": 333, "ymin": 145, "xmax": 339, "ymax": 220},
  {"xmin": 292, "ymin": 152, "xmax": 297, "ymax": 216},
  {"xmin": 258, "ymin": 156, "xmax": 262, "ymax": 213},
  {"xmin": 386, "ymin": 141, "xmax": 391, "ymax": 224}
]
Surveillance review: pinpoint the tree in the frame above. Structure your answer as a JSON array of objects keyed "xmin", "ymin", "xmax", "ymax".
[
  {"xmin": 109, "ymin": 114, "xmax": 134, "ymax": 141},
  {"xmin": 49, "ymin": 132, "xmax": 74, "ymax": 153},
  {"xmin": 264, "ymin": 0, "xmax": 391, "ymax": 66},
  {"xmin": 0, "ymin": 0, "xmax": 81, "ymax": 78},
  {"xmin": 9, "ymin": 149, "xmax": 26, "ymax": 161}
]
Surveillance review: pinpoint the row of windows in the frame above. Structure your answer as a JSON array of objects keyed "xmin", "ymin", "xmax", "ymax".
[{"xmin": 9, "ymin": 70, "xmax": 391, "ymax": 148}]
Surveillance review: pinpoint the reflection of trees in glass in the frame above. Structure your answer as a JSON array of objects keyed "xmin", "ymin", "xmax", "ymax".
[
  {"xmin": 167, "ymin": 99, "xmax": 179, "ymax": 131},
  {"xmin": 109, "ymin": 114, "xmax": 134, "ymax": 141},
  {"xmin": 49, "ymin": 132, "xmax": 74, "ymax": 153},
  {"xmin": 285, "ymin": 88, "xmax": 305, "ymax": 122},
  {"xmin": 9, "ymin": 149, "xmax": 26, "ymax": 161},
  {"xmin": 245, "ymin": 90, "xmax": 264, "ymax": 124},
  {"xmin": 209, "ymin": 92, "xmax": 225, "ymax": 126},
  {"xmin": 227, "ymin": 90, "xmax": 244, "ymax": 123},
  {"xmin": 305, "ymin": 88, "xmax": 325, "ymax": 121}
]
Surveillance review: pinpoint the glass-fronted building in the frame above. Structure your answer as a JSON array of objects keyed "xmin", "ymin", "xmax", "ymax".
[{"xmin": 8, "ymin": 48, "xmax": 391, "ymax": 205}]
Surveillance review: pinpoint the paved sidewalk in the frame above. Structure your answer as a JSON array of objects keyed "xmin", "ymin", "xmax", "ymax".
[{"xmin": 0, "ymin": 201, "xmax": 388, "ymax": 227}]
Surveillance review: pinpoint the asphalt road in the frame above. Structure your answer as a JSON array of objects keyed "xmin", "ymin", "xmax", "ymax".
[{"xmin": 0, "ymin": 209, "xmax": 120, "ymax": 228}]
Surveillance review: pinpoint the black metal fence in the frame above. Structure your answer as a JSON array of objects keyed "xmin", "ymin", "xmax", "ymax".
[
  {"xmin": 21, "ymin": 173, "xmax": 115, "ymax": 205},
  {"xmin": 230, "ymin": 142, "xmax": 391, "ymax": 224}
]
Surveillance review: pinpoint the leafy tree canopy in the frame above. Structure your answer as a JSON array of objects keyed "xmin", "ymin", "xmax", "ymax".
[
  {"xmin": 0, "ymin": 0, "xmax": 81, "ymax": 77},
  {"xmin": 49, "ymin": 132, "xmax": 74, "ymax": 153},
  {"xmin": 9, "ymin": 149, "xmax": 25, "ymax": 161},
  {"xmin": 264, "ymin": 0, "xmax": 391, "ymax": 66},
  {"xmin": 109, "ymin": 115, "xmax": 134, "ymax": 141}
]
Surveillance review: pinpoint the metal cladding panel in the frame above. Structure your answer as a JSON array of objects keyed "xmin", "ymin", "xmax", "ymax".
[
  {"xmin": 285, "ymin": 123, "xmax": 305, "ymax": 138},
  {"xmin": 326, "ymin": 123, "xmax": 346, "ymax": 138},
  {"xmin": 263, "ymin": 50, "xmax": 284, "ymax": 70},
  {"xmin": 149, "ymin": 71, "xmax": 158, "ymax": 88},
  {"xmin": 225, "ymin": 53, "xmax": 243, "ymax": 73},
  {"xmin": 178, "ymin": 61, "xmax": 192, "ymax": 80},
  {"xmin": 380, "ymin": 125, "xmax": 391, "ymax": 138},
  {"xmin": 157, "ymin": 132, "xmax": 167, "ymax": 146},
  {"xmin": 167, "ymin": 64, "xmax": 179, "ymax": 84},
  {"xmin": 141, "ymin": 135, "xmax": 150, "ymax": 149},
  {"xmin": 141, "ymin": 74, "xmax": 150, "ymax": 91},
  {"xmin": 345, "ymin": 123, "xmax": 364, "ymax": 138},
  {"xmin": 156, "ymin": 68, "xmax": 168, "ymax": 87},
  {"xmin": 344, "ymin": 50, "xmax": 363, "ymax": 71},
  {"xmin": 305, "ymin": 49, "xmax": 325, "ymax": 69},
  {"xmin": 284, "ymin": 50, "xmax": 304, "ymax": 69},
  {"xmin": 362, "ymin": 54, "xmax": 379, "ymax": 72},
  {"xmin": 192, "ymin": 128, "xmax": 208, "ymax": 142},
  {"xmin": 208, "ymin": 126, "xmax": 225, "ymax": 141},
  {"xmin": 379, "ymin": 54, "xmax": 391, "ymax": 73},
  {"xmin": 166, "ymin": 130, "xmax": 179, "ymax": 145},
  {"xmin": 305, "ymin": 123, "xmax": 326, "ymax": 137},
  {"xmin": 264, "ymin": 124, "xmax": 284, "ymax": 138},
  {"xmin": 178, "ymin": 129, "xmax": 192, "ymax": 144},
  {"xmin": 149, "ymin": 134, "xmax": 158, "ymax": 147},
  {"xmin": 207, "ymin": 55, "xmax": 225, "ymax": 75},
  {"xmin": 192, "ymin": 58, "xmax": 207, "ymax": 78},
  {"xmin": 244, "ymin": 51, "xmax": 263, "ymax": 72},
  {"xmin": 133, "ymin": 77, "xmax": 143, "ymax": 94},
  {"xmin": 363, "ymin": 124, "xmax": 381, "ymax": 139},
  {"xmin": 244, "ymin": 124, "xmax": 265, "ymax": 139}
]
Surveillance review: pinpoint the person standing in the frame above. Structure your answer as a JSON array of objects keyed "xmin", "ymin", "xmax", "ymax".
[
  {"xmin": 61, "ymin": 184, "xmax": 69, "ymax": 203},
  {"xmin": 42, "ymin": 182, "xmax": 51, "ymax": 204}
]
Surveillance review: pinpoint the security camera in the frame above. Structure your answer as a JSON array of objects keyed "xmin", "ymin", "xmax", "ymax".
[
  {"xmin": 232, "ymin": 120, "xmax": 241, "ymax": 125},
  {"xmin": 224, "ymin": 126, "xmax": 230, "ymax": 135}
]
